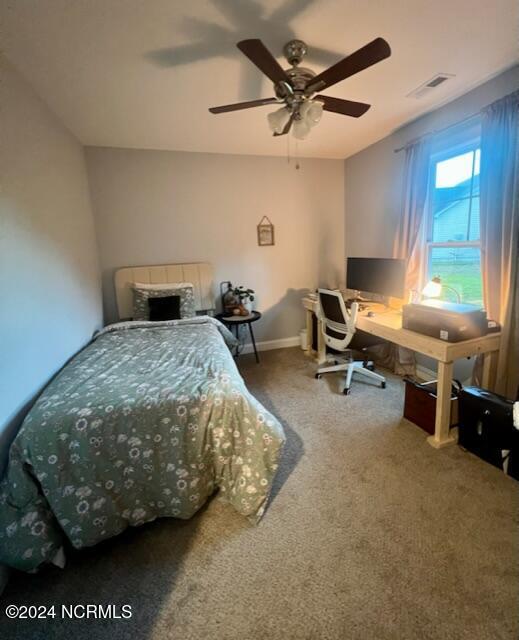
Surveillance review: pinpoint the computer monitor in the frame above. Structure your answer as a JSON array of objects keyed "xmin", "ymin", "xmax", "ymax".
[{"xmin": 346, "ymin": 257, "xmax": 406, "ymax": 299}]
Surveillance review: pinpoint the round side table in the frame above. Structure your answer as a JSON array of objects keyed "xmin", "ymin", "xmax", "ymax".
[{"xmin": 216, "ymin": 311, "xmax": 262, "ymax": 363}]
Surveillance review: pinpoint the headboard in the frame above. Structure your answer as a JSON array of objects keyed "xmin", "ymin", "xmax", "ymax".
[{"xmin": 114, "ymin": 262, "xmax": 214, "ymax": 320}]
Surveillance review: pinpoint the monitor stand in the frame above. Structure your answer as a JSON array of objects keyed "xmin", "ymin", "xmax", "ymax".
[
  {"xmin": 344, "ymin": 293, "xmax": 395, "ymax": 313},
  {"xmin": 346, "ymin": 295, "xmax": 388, "ymax": 306}
]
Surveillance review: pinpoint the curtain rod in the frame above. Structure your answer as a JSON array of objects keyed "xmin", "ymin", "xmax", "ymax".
[{"xmin": 393, "ymin": 111, "xmax": 481, "ymax": 153}]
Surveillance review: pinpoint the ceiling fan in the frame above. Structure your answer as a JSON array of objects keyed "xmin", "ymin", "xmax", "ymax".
[{"xmin": 209, "ymin": 37, "xmax": 391, "ymax": 140}]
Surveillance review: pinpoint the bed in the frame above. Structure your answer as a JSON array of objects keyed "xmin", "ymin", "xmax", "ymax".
[{"xmin": 0, "ymin": 264, "xmax": 285, "ymax": 572}]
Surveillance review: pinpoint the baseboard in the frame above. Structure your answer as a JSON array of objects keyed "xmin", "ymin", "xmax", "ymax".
[
  {"xmin": 415, "ymin": 363, "xmax": 472, "ymax": 387},
  {"xmin": 415, "ymin": 364, "xmax": 437, "ymax": 381},
  {"xmin": 241, "ymin": 336, "xmax": 301, "ymax": 355}
]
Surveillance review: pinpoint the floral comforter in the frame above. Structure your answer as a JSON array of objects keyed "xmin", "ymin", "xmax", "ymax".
[{"xmin": 0, "ymin": 317, "xmax": 285, "ymax": 572}]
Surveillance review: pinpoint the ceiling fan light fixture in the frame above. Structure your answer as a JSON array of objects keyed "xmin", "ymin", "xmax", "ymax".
[
  {"xmin": 300, "ymin": 99, "xmax": 323, "ymax": 126},
  {"xmin": 293, "ymin": 117, "xmax": 311, "ymax": 140},
  {"xmin": 267, "ymin": 106, "xmax": 291, "ymax": 134}
]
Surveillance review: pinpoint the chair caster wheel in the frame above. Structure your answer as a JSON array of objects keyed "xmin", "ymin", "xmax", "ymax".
[
  {"xmin": 381, "ymin": 381, "xmax": 386, "ymax": 389},
  {"xmin": 315, "ymin": 373, "xmax": 322, "ymax": 380},
  {"xmin": 343, "ymin": 387, "xmax": 350, "ymax": 395}
]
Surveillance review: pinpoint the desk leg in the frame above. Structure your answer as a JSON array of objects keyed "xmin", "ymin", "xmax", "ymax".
[
  {"xmin": 481, "ymin": 350, "xmax": 498, "ymax": 390},
  {"xmin": 305, "ymin": 309, "xmax": 313, "ymax": 355},
  {"xmin": 427, "ymin": 361, "xmax": 457, "ymax": 449},
  {"xmin": 317, "ymin": 318, "xmax": 326, "ymax": 364}
]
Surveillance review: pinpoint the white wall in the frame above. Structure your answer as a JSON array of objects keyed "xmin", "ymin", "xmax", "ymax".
[
  {"xmin": 344, "ymin": 65, "xmax": 519, "ymax": 378},
  {"xmin": 85, "ymin": 147, "xmax": 345, "ymax": 343},
  {"xmin": 0, "ymin": 58, "xmax": 103, "ymax": 471}
]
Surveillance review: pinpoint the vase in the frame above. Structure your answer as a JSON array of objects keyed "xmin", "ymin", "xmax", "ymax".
[{"xmin": 243, "ymin": 299, "xmax": 253, "ymax": 314}]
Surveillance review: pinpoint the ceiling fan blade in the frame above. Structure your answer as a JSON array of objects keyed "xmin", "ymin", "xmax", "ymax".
[
  {"xmin": 306, "ymin": 37, "xmax": 391, "ymax": 93},
  {"xmin": 316, "ymin": 95, "xmax": 371, "ymax": 118},
  {"xmin": 209, "ymin": 98, "xmax": 279, "ymax": 114},
  {"xmin": 273, "ymin": 111, "xmax": 295, "ymax": 137},
  {"xmin": 237, "ymin": 39, "xmax": 289, "ymax": 84}
]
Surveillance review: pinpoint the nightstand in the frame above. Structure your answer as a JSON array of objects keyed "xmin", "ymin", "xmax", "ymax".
[{"xmin": 216, "ymin": 311, "xmax": 262, "ymax": 363}]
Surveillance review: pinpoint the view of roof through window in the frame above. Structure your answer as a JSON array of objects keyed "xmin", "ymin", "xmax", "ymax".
[{"xmin": 435, "ymin": 149, "xmax": 480, "ymax": 188}]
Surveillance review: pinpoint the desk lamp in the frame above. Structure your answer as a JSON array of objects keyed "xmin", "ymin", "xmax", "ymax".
[{"xmin": 422, "ymin": 276, "xmax": 461, "ymax": 303}]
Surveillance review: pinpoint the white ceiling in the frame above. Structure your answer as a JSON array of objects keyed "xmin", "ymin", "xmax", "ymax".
[{"xmin": 2, "ymin": 0, "xmax": 518, "ymax": 159}]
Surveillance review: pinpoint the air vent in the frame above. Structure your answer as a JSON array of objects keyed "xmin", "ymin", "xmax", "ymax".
[{"xmin": 407, "ymin": 73, "xmax": 455, "ymax": 99}]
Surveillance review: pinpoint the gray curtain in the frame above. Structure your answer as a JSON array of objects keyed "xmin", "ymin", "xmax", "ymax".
[
  {"xmin": 394, "ymin": 136, "xmax": 433, "ymax": 294},
  {"xmin": 368, "ymin": 136, "xmax": 432, "ymax": 376},
  {"xmin": 476, "ymin": 90, "xmax": 519, "ymax": 399}
]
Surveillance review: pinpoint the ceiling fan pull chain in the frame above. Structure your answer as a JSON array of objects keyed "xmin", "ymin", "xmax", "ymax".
[
  {"xmin": 295, "ymin": 139, "xmax": 300, "ymax": 170},
  {"xmin": 287, "ymin": 134, "xmax": 291, "ymax": 165}
]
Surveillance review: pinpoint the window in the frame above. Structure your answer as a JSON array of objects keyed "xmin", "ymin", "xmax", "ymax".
[{"xmin": 426, "ymin": 143, "xmax": 483, "ymax": 306}]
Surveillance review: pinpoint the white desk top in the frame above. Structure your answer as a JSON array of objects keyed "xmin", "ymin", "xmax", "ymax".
[{"xmin": 302, "ymin": 296, "xmax": 501, "ymax": 363}]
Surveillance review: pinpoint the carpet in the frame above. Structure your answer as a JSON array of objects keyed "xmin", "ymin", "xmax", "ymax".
[{"xmin": 2, "ymin": 347, "xmax": 518, "ymax": 640}]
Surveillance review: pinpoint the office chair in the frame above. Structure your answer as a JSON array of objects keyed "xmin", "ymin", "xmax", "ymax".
[{"xmin": 315, "ymin": 288, "xmax": 386, "ymax": 395}]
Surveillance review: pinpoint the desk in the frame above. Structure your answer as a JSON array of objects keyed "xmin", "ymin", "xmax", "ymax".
[{"xmin": 302, "ymin": 296, "xmax": 501, "ymax": 448}]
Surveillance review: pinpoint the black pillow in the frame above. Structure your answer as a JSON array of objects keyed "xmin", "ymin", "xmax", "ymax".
[{"xmin": 148, "ymin": 295, "xmax": 181, "ymax": 321}]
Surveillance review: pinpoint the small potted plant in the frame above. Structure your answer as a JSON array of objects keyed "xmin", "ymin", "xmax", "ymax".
[{"xmin": 233, "ymin": 285, "xmax": 255, "ymax": 315}]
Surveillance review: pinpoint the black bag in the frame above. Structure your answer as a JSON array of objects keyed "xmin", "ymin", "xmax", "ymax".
[{"xmin": 458, "ymin": 386, "xmax": 518, "ymax": 480}]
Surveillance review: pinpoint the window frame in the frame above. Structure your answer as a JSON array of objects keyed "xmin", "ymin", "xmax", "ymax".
[{"xmin": 424, "ymin": 136, "xmax": 482, "ymax": 303}]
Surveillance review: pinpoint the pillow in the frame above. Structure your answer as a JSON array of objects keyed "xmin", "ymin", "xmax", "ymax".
[
  {"xmin": 132, "ymin": 282, "xmax": 196, "ymax": 320},
  {"xmin": 148, "ymin": 295, "xmax": 181, "ymax": 321}
]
